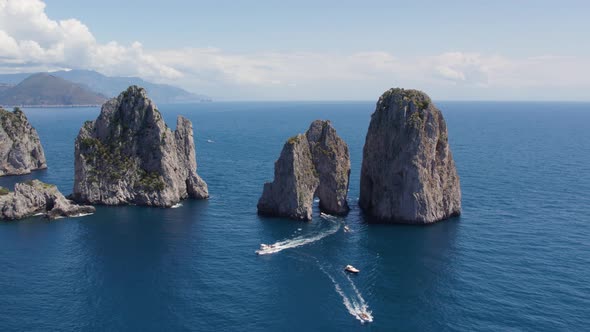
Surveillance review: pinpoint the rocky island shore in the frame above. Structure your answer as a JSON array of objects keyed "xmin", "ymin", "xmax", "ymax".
[
  {"xmin": 258, "ymin": 120, "xmax": 350, "ymax": 221},
  {"xmin": 72, "ymin": 86, "xmax": 208, "ymax": 207},
  {"xmin": 359, "ymin": 88, "xmax": 461, "ymax": 224},
  {"xmin": 0, "ymin": 107, "xmax": 47, "ymax": 176},
  {"xmin": 0, "ymin": 180, "xmax": 95, "ymax": 220}
]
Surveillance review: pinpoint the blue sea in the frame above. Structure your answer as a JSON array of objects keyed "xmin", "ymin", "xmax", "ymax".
[{"xmin": 0, "ymin": 101, "xmax": 589, "ymax": 331}]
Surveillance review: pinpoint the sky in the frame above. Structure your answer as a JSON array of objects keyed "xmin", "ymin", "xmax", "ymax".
[{"xmin": 1, "ymin": 0, "xmax": 589, "ymax": 101}]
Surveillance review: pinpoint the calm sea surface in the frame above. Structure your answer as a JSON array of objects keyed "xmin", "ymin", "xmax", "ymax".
[{"xmin": 0, "ymin": 101, "xmax": 589, "ymax": 331}]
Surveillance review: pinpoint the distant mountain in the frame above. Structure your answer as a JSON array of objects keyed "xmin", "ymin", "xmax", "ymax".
[
  {"xmin": 0, "ymin": 83, "xmax": 12, "ymax": 94},
  {"xmin": 53, "ymin": 70, "xmax": 210, "ymax": 104},
  {"xmin": 0, "ymin": 70, "xmax": 210, "ymax": 104},
  {"xmin": 0, "ymin": 73, "xmax": 107, "ymax": 107}
]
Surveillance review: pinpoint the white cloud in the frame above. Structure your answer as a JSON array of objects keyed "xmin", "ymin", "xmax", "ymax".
[
  {"xmin": 0, "ymin": 0, "xmax": 588, "ymax": 100},
  {"xmin": 0, "ymin": 30, "xmax": 19, "ymax": 57},
  {"xmin": 0, "ymin": 0, "xmax": 181, "ymax": 78},
  {"xmin": 435, "ymin": 66, "xmax": 466, "ymax": 82}
]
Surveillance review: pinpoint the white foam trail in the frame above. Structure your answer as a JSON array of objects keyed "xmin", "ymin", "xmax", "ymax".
[
  {"xmin": 171, "ymin": 203, "xmax": 183, "ymax": 209},
  {"xmin": 32, "ymin": 212, "xmax": 93, "ymax": 219},
  {"xmin": 256, "ymin": 215, "xmax": 340, "ymax": 255},
  {"xmin": 345, "ymin": 274, "xmax": 372, "ymax": 319},
  {"xmin": 317, "ymin": 263, "xmax": 373, "ymax": 324},
  {"xmin": 72, "ymin": 212, "xmax": 94, "ymax": 218}
]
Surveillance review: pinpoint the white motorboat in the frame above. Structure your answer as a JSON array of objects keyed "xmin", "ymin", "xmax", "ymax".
[
  {"xmin": 358, "ymin": 312, "xmax": 371, "ymax": 322},
  {"xmin": 256, "ymin": 243, "xmax": 277, "ymax": 255},
  {"xmin": 344, "ymin": 265, "xmax": 360, "ymax": 273}
]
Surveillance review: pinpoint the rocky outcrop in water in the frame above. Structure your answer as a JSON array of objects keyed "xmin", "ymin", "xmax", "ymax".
[
  {"xmin": 0, "ymin": 180, "xmax": 95, "ymax": 220},
  {"xmin": 359, "ymin": 88, "xmax": 461, "ymax": 224},
  {"xmin": 0, "ymin": 107, "xmax": 47, "ymax": 176},
  {"xmin": 257, "ymin": 120, "xmax": 350, "ymax": 220},
  {"xmin": 72, "ymin": 86, "xmax": 208, "ymax": 207}
]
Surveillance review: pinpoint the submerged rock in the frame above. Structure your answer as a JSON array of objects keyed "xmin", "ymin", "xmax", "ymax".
[
  {"xmin": 72, "ymin": 86, "xmax": 208, "ymax": 207},
  {"xmin": 0, "ymin": 180, "xmax": 95, "ymax": 220},
  {"xmin": 257, "ymin": 120, "xmax": 350, "ymax": 220},
  {"xmin": 0, "ymin": 107, "xmax": 47, "ymax": 176},
  {"xmin": 359, "ymin": 88, "xmax": 461, "ymax": 224}
]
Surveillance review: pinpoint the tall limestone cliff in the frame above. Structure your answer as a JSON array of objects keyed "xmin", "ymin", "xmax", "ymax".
[
  {"xmin": 359, "ymin": 88, "xmax": 461, "ymax": 224},
  {"xmin": 72, "ymin": 86, "xmax": 208, "ymax": 207},
  {"xmin": 0, "ymin": 180, "xmax": 95, "ymax": 220},
  {"xmin": 0, "ymin": 107, "xmax": 47, "ymax": 176},
  {"xmin": 257, "ymin": 120, "xmax": 350, "ymax": 221}
]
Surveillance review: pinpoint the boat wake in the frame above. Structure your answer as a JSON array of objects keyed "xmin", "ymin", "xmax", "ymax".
[
  {"xmin": 317, "ymin": 262, "xmax": 373, "ymax": 324},
  {"xmin": 72, "ymin": 212, "xmax": 94, "ymax": 218},
  {"xmin": 256, "ymin": 213, "xmax": 341, "ymax": 255}
]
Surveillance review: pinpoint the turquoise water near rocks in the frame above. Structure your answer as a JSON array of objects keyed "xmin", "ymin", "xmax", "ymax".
[{"xmin": 0, "ymin": 101, "xmax": 589, "ymax": 331}]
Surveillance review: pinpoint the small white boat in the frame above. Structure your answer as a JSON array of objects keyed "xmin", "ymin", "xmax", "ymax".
[
  {"xmin": 207, "ymin": 139, "xmax": 215, "ymax": 143},
  {"xmin": 343, "ymin": 225, "xmax": 350, "ymax": 233},
  {"xmin": 358, "ymin": 312, "xmax": 371, "ymax": 322},
  {"xmin": 257, "ymin": 243, "xmax": 277, "ymax": 255},
  {"xmin": 344, "ymin": 265, "xmax": 360, "ymax": 273}
]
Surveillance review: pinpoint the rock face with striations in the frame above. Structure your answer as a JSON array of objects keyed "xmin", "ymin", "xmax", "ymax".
[
  {"xmin": 257, "ymin": 120, "xmax": 350, "ymax": 221},
  {"xmin": 359, "ymin": 88, "xmax": 461, "ymax": 224},
  {"xmin": 0, "ymin": 180, "xmax": 95, "ymax": 220},
  {"xmin": 0, "ymin": 107, "xmax": 47, "ymax": 176},
  {"xmin": 72, "ymin": 86, "xmax": 208, "ymax": 207}
]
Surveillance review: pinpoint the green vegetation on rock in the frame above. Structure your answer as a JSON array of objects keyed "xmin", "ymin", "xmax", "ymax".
[
  {"xmin": 83, "ymin": 120, "xmax": 93, "ymax": 131},
  {"xmin": 0, "ymin": 107, "xmax": 25, "ymax": 140},
  {"xmin": 79, "ymin": 136, "xmax": 133, "ymax": 183},
  {"xmin": 416, "ymin": 100, "xmax": 430, "ymax": 110},
  {"xmin": 137, "ymin": 169, "xmax": 165, "ymax": 191},
  {"xmin": 408, "ymin": 111, "xmax": 424, "ymax": 128},
  {"xmin": 380, "ymin": 88, "xmax": 432, "ymax": 112}
]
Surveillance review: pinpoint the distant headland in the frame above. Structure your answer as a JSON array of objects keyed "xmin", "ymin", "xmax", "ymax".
[{"xmin": 0, "ymin": 69, "xmax": 211, "ymax": 107}]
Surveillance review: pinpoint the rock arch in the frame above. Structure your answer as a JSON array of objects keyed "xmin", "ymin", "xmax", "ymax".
[{"xmin": 257, "ymin": 120, "xmax": 350, "ymax": 221}]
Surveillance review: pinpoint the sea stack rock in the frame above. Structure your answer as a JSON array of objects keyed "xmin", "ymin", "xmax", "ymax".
[
  {"xmin": 0, "ymin": 180, "xmax": 95, "ymax": 220},
  {"xmin": 0, "ymin": 107, "xmax": 47, "ymax": 176},
  {"xmin": 257, "ymin": 120, "xmax": 350, "ymax": 221},
  {"xmin": 359, "ymin": 88, "xmax": 461, "ymax": 224},
  {"xmin": 72, "ymin": 86, "xmax": 208, "ymax": 207}
]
